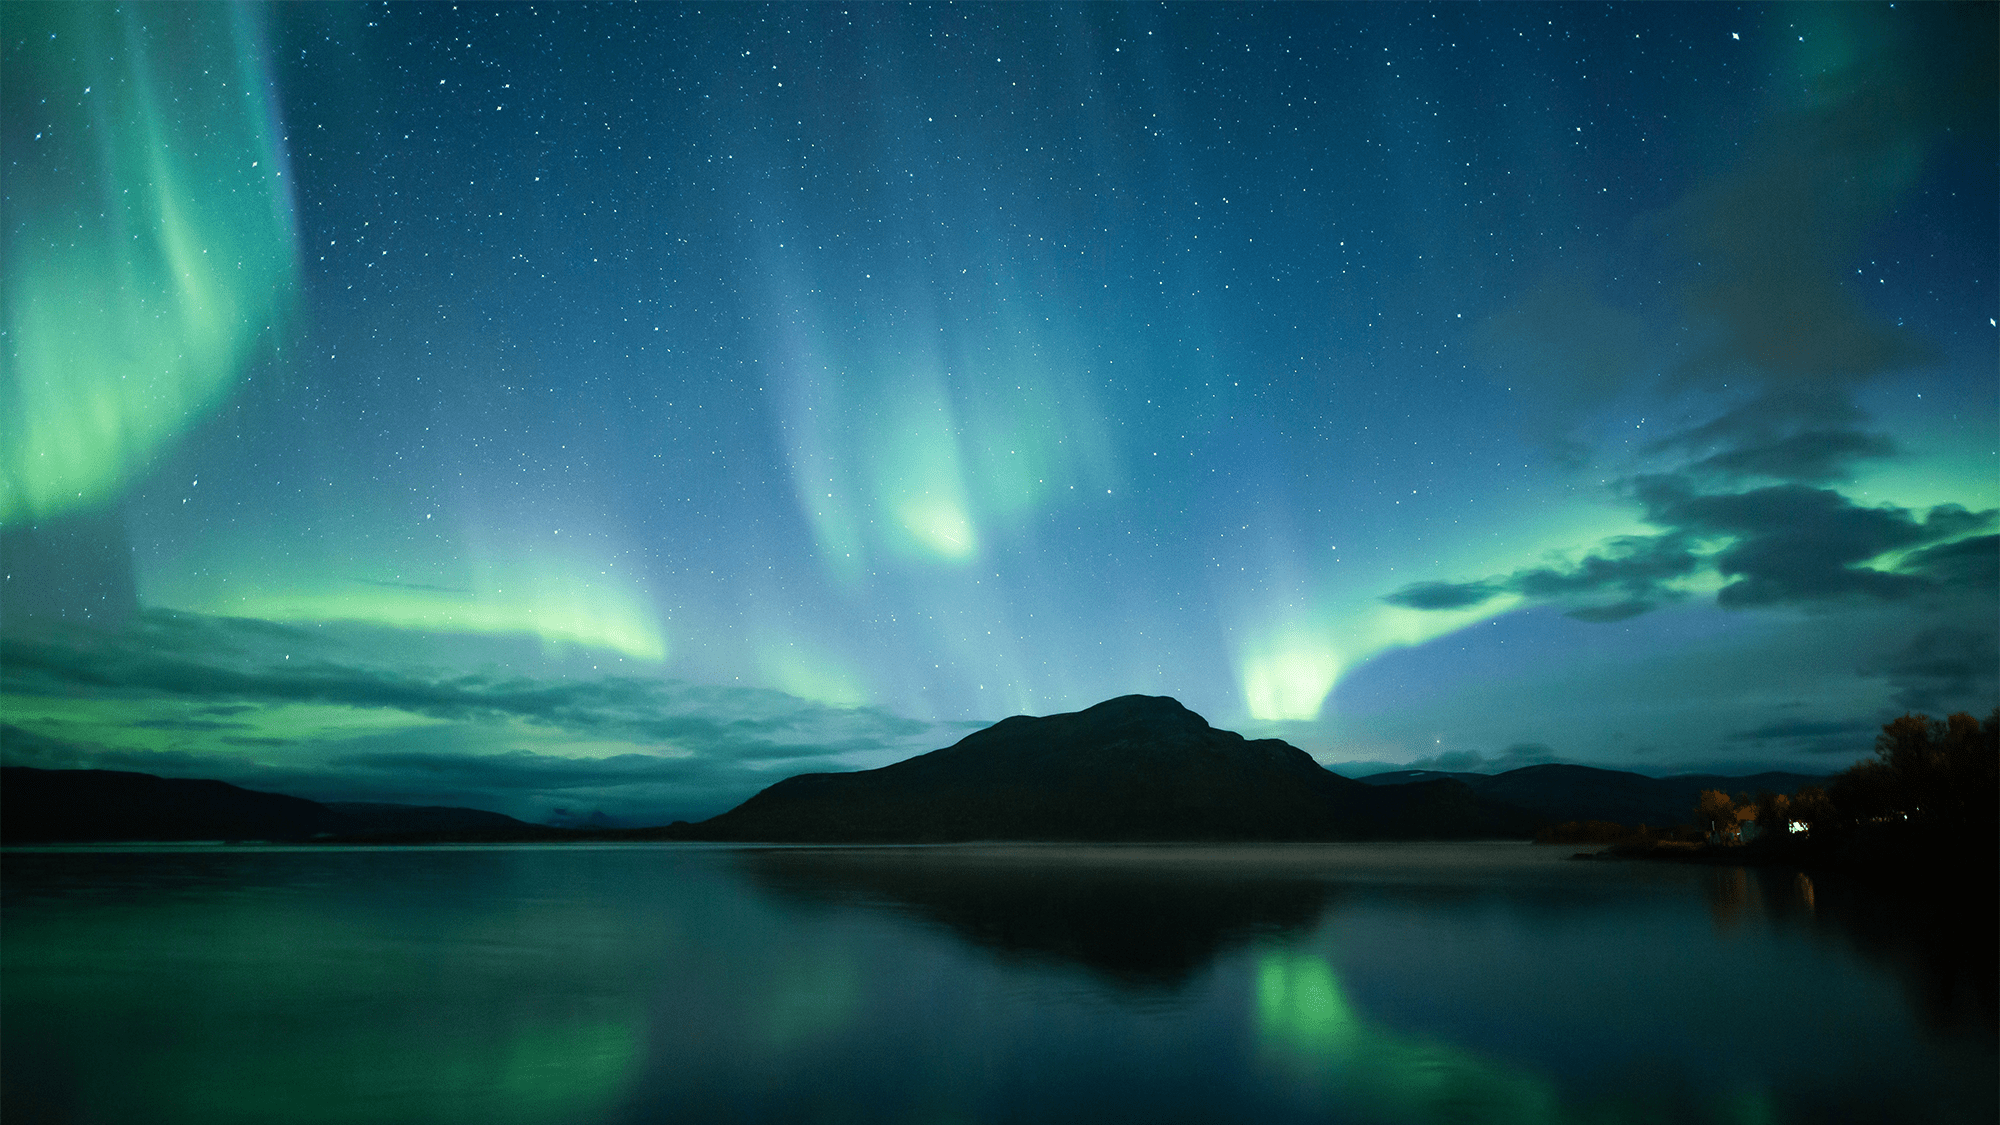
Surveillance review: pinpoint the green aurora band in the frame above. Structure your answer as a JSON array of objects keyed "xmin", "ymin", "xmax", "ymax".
[{"xmin": 2, "ymin": 3, "xmax": 298, "ymax": 525}]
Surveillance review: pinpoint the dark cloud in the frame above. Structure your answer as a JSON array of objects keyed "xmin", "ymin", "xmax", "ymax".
[
  {"xmin": 0, "ymin": 724, "xmax": 215, "ymax": 774},
  {"xmin": 0, "ymin": 610, "xmax": 952, "ymax": 821},
  {"xmin": 0, "ymin": 611, "xmax": 932, "ymax": 762},
  {"xmin": 1510, "ymin": 533, "xmax": 1700, "ymax": 601},
  {"xmin": 1475, "ymin": 7, "xmax": 1987, "ymax": 493},
  {"xmin": 1384, "ymin": 532, "xmax": 1698, "ymax": 619},
  {"xmin": 1897, "ymin": 534, "xmax": 2000, "ymax": 591},
  {"xmin": 352, "ymin": 577, "xmax": 473, "ymax": 594},
  {"xmin": 1727, "ymin": 720, "xmax": 1873, "ymax": 742},
  {"xmin": 1381, "ymin": 581, "xmax": 1503, "ymax": 611},
  {"xmin": 329, "ymin": 749, "xmax": 721, "ymax": 792},
  {"xmin": 1387, "ymin": 480, "xmax": 1994, "ymax": 624},
  {"xmin": 295, "ymin": 741, "xmax": 865, "ymax": 824},
  {"xmin": 1636, "ymin": 479, "xmax": 1994, "ymax": 608},
  {"xmin": 129, "ymin": 718, "xmax": 246, "ymax": 731},
  {"xmin": 1862, "ymin": 626, "xmax": 2000, "ymax": 715},
  {"xmin": 0, "ymin": 722, "xmax": 754, "ymax": 824},
  {"xmin": 1475, "ymin": 272, "xmax": 1653, "ymax": 465},
  {"xmin": 1402, "ymin": 742, "xmax": 1565, "ymax": 774},
  {"xmin": 1653, "ymin": 5, "xmax": 1974, "ymax": 408},
  {"xmin": 1563, "ymin": 600, "xmax": 1653, "ymax": 624},
  {"xmin": 1683, "ymin": 429, "xmax": 1898, "ymax": 486},
  {"xmin": 1725, "ymin": 719, "xmax": 1879, "ymax": 756},
  {"xmin": 1656, "ymin": 4, "xmax": 1984, "ymax": 392}
]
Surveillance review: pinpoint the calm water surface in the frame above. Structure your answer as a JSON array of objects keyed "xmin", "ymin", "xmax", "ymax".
[{"xmin": 3, "ymin": 842, "xmax": 1992, "ymax": 1125}]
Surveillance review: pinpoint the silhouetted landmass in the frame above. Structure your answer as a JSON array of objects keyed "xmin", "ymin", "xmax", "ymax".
[
  {"xmin": 688, "ymin": 695, "xmax": 1537, "ymax": 842},
  {"xmin": 1532, "ymin": 819, "xmax": 1671, "ymax": 846},
  {"xmin": 1613, "ymin": 711, "xmax": 1998, "ymax": 877},
  {"xmin": 320, "ymin": 802, "xmax": 533, "ymax": 837},
  {"xmin": 3, "ymin": 698, "xmax": 1872, "ymax": 846},
  {"xmin": 1359, "ymin": 763, "xmax": 1825, "ymax": 829},
  {"xmin": 0, "ymin": 766, "xmax": 541, "ymax": 843}
]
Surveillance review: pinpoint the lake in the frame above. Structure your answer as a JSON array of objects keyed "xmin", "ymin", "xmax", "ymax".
[{"xmin": 3, "ymin": 842, "xmax": 1993, "ymax": 1124}]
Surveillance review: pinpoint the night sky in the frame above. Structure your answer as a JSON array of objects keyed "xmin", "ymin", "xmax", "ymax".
[{"xmin": 3, "ymin": 2, "xmax": 1994, "ymax": 825}]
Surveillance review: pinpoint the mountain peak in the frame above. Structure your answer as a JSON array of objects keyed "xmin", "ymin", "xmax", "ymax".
[
  {"xmin": 695, "ymin": 696, "xmax": 1535, "ymax": 842},
  {"xmin": 1079, "ymin": 694, "xmax": 1206, "ymax": 721}
]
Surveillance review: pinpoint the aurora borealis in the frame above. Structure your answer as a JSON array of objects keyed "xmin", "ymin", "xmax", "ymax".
[{"xmin": 3, "ymin": 2, "xmax": 1994, "ymax": 824}]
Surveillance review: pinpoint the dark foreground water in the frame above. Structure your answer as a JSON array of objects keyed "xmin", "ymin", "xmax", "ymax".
[{"xmin": 3, "ymin": 843, "xmax": 1993, "ymax": 1125}]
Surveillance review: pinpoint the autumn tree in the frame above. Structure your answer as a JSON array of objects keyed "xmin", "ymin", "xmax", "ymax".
[{"xmin": 1695, "ymin": 789, "xmax": 1737, "ymax": 839}]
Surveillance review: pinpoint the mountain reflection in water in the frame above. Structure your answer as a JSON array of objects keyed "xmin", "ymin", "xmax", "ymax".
[
  {"xmin": 737, "ymin": 845, "xmax": 1335, "ymax": 990},
  {"xmin": 734, "ymin": 843, "xmax": 1996, "ymax": 1125},
  {"xmin": 3, "ymin": 843, "xmax": 1993, "ymax": 1125}
]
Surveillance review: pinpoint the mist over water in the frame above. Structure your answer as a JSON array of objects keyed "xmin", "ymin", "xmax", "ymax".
[{"xmin": 3, "ymin": 843, "xmax": 1993, "ymax": 1125}]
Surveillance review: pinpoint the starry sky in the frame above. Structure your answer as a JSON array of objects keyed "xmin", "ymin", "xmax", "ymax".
[{"xmin": 3, "ymin": 2, "xmax": 1995, "ymax": 825}]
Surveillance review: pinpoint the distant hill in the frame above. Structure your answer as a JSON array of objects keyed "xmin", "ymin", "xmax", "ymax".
[
  {"xmin": 319, "ymin": 802, "xmax": 533, "ymax": 838},
  {"xmin": 2, "ymin": 715, "xmax": 1832, "ymax": 846},
  {"xmin": 688, "ymin": 695, "xmax": 1538, "ymax": 842},
  {"xmin": 0, "ymin": 766, "xmax": 537, "ymax": 843},
  {"xmin": 1357, "ymin": 763, "xmax": 1828, "ymax": 828}
]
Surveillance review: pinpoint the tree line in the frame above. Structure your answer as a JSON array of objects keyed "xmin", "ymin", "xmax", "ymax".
[
  {"xmin": 1693, "ymin": 709, "xmax": 1998, "ymax": 862},
  {"xmin": 1540, "ymin": 709, "xmax": 1998, "ymax": 852}
]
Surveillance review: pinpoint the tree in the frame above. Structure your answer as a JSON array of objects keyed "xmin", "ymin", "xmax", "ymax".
[
  {"xmin": 1826, "ymin": 709, "xmax": 1998, "ymax": 843},
  {"xmin": 1788, "ymin": 785, "xmax": 1835, "ymax": 834},
  {"xmin": 1755, "ymin": 791, "xmax": 1792, "ymax": 834},
  {"xmin": 1695, "ymin": 789, "xmax": 1737, "ymax": 840}
]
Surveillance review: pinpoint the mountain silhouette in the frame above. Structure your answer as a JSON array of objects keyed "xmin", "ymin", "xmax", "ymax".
[
  {"xmin": 691, "ymin": 695, "xmax": 1536, "ymax": 842},
  {"xmin": 0, "ymin": 766, "xmax": 537, "ymax": 843},
  {"xmin": 1358, "ymin": 763, "xmax": 1827, "ymax": 827}
]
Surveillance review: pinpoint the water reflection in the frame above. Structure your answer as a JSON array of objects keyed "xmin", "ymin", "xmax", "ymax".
[
  {"xmin": 3, "ymin": 845, "xmax": 1993, "ymax": 1125},
  {"xmin": 1680, "ymin": 861, "xmax": 1996, "ymax": 1034},
  {"xmin": 738, "ymin": 846, "xmax": 1332, "ymax": 990},
  {"xmin": 1746, "ymin": 864, "xmax": 1996, "ymax": 1035},
  {"xmin": 1255, "ymin": 951, "xmax": 1568, "ymax": 1124},
  {"xmin": 1706, "ymin": 865, "xmax": 1750, "ymax": 932},
  {"xmin": 2, "ymin": 848, "xmax": 654, "ymax": 1125}
]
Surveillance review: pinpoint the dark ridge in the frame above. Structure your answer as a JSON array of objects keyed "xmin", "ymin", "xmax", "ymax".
[
  {"xmin": 321, "ymin": 802, "xmax": 530, "ymax": 836},
  {"xmin": 2, "ymin": 766, "xmax": 349, "ymax": 842},
  {"xmin": 690, "ymin": 695, "xmax": 1538, "ymax": 842},
  {"xmin": 1359, "ymin": 763, "xmax": 1828, "ymax": 827},
  {"xmin": 0, "ymin": 766, "xmax": 537, "ymax": 843}
]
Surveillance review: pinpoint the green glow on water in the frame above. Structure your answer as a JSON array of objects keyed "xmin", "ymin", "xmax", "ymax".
[
  {"xmin": 125, "ymin": 1015, "xmax": 642, "ymax": 1125},
  {"xmin": 1, "ymin": 864, "xmax": 648, "ymax": 1125},
  {"xmin": 1254, "ymin": 949, "xmax": 1360, "ymax": 1053},
  {"xmin": 1252, "ymin": 949, "xmax": 1803, "ymax": 1124},
  {"xmin": 2, "ymin": 4, "xmax": 298, "ymax": 524},
  {"xmin": 1254, "ymin": 949, "xmax": 1567, "ymax": 1124},
  {"xmin": 758, "ymin": 949, "xmax": 862, "ymax": 1050}
]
